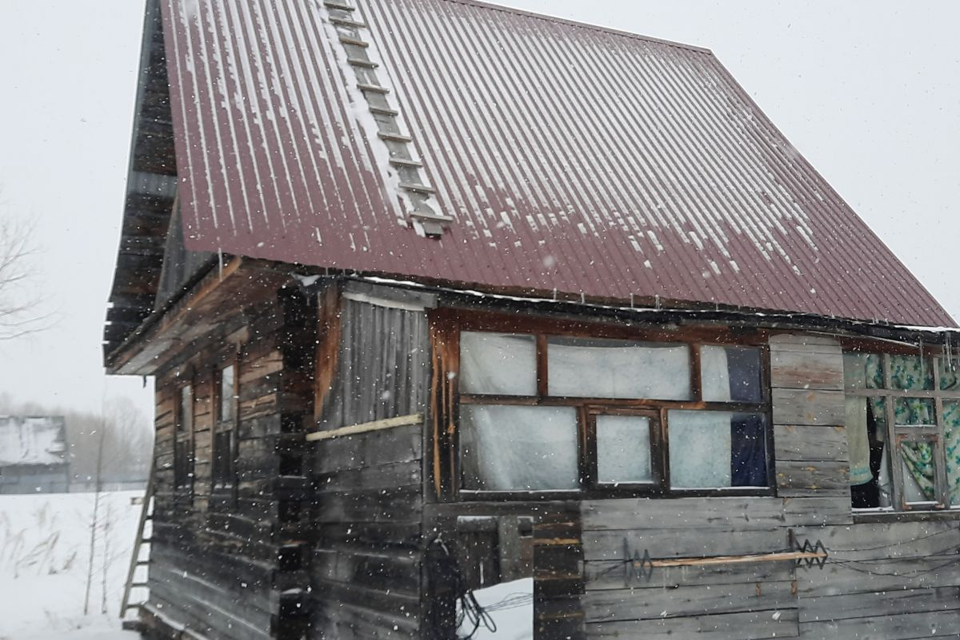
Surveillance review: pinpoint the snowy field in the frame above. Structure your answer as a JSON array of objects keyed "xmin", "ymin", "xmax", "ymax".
[{"xmin": 0, "ymin": 491, "xmax": 143, "ymax": 640}]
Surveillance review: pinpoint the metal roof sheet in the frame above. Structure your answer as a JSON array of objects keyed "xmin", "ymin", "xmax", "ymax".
[{"xmin": 157, "ymin": 0, "xmax": 954, "ymax": 327}]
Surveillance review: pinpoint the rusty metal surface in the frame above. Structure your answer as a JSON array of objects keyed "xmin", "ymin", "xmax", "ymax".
[{"xmin": 157, "ymin": 0, "xmax": 954, "ymax": 327}]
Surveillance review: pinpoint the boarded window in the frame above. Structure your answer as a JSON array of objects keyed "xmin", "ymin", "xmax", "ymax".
[{"xmin": 177, "ymin": 385, "xmax": 192, "ymax": 433}]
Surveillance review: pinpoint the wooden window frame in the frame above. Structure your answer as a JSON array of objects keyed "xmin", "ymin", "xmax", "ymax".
[
  {"xmin": 844, "ymin": 350, "xmax": 960, "ymax": 512},
  {"xmin": 431, "ymin": 309, "xmax": 775, "ymax": 502},
  {"xmin": 211, "ymin": 355, "xmax": 240, "ymax": 506},
  {"xmin": 174, "ymin": 380, "xmax": 195, "ymax": 504}
]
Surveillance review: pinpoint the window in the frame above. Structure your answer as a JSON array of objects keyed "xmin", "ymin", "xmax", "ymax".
[
  {"xmin": 454, "ymin": 327, "xmax": 771, "ymax": 497},
  {"xmin": 212, "ymin": 364, "xmax": 237, "ymax": 492},
  {"xmin": 844, "ymin": 352, "xmax": 960, "ymax": 511},
  {"xmin": 174, "ymin": 383, "xmax": 194, "ymax": 497}
]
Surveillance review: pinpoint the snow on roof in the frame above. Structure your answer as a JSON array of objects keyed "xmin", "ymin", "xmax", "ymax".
[
  {"xmin": 0, "ymin": 416, "xmax": 67, "ymax": 467},
  {"xmin": 151, "ymin": 0, "xmax": 954, "ymax": 327}
]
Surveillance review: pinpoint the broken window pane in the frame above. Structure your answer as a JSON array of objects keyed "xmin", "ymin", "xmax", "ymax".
[
  {"xmin": 596, "ymin": 415, "xmax": 652, "ymax": 485},
  {"xmin": 548, "ymin": 337, "xmax": 691, "ymax": 400},
  {"xmin": 939, "ymin": 358, "xmax": 960, "ymax": 392},
  {"xmin": 460, "ymin": 332, "xmax": 537, "ymax": 396},
  {"xmin": 893, "ymin": 398, "xmax": 936, "ymax": 426},
  {"xmin": 889, "ymin": 355, "xmax": 934, "ymax": 391},
  {"xmin": 943, "ymin": 401, "xmax": 960, "ymax": 506},
  {"xmin": 220, "ymin": 364, "xmax": 236, "ymax": 423},
  {"xmin": 900, "ymin": 441, "xmax": 936, "ymax": 503},
  {"xmin": 701, "ymin": 346, "xmax": 762, "ymax": 403},
  {"xmin": 668, "ymin": 410, "xmax": 767, "ymax": 489},
  {"xmin": 460, "ymin": 405, "xmax": 579, "ymax": 491}
]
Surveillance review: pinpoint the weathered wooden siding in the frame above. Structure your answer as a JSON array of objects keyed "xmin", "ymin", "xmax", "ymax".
[
  {"xmin": 145, "ymin": 285, "xmax": 316, "ymax": 640},
  {"xmin": 308, "ymin": 288, "xmax": 431, "ymax": 639},
  {"xmin": 535, "ymin": 333, "xmax": 960, "ymax": 640}
]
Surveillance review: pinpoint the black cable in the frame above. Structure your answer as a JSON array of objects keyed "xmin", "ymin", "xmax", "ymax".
[
  {"xmin": 430, "ymin": 538, "xmax": 497, "ymax": 640},
  {"xmin": 828, "ymin": 525, "xmax": 960, "ymax": 553}
]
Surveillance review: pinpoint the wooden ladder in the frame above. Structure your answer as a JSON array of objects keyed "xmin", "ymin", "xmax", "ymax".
[{"xmin": 119, "ymin": 467, "xmax": 154, "ymax": 622}]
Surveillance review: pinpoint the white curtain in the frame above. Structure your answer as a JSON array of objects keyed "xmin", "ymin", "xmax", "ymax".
[{"xmin": 460, "ymin": 405, "xmax": 580, "ymax": 491}]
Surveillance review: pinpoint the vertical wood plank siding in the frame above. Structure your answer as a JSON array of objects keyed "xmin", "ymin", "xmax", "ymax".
[{"xmin": 309, "ymin": 293, "xmax": 430, "ymax": 639}]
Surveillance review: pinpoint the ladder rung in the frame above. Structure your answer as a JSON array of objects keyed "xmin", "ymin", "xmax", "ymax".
[
  {"xmin": 324, "ymin": 1, "xmax": 355, "ymax": 10},
  {"xmin": 399, "ymin": 183, "xmax": 436, "ymax": 194},
  {"xmin": 379, "ymin": 132, "xmax": 413, "ymax": 143},
  {"xmin": 347, "ymin": 57, "xmax": 378, "ymax": 69},
  {"xmin": 357, "ymin": 83, "xmax": 389, "ymax": 94},
  {"xmin": 131, "ymin": 582, "xmax": 149, "ymax": 588},
  {"xmin": 339, "ymin": 36, "xmax": 368, "ymax": 47},
  {"xmin": 330, "ymin": 17, "xmax": 367, "ymax": 28},
  {"xmin": 124, "ymin": 604, "xmax": 142, "ymax": 611},
  {"xmin": 410, "ymin": 210, "xmax": 454, "ymax": 223},
  {"xmin": 140, "ymin": 538, "xmax": 153, "ymax": 544},
  {"xmin": 390, "ymin": 157, "xmax": 423, "ymax": 168},
  {"xmin": 137, "ymin": 560, "xmax": 151, "ymax": 566},
  {"xmin": 369, "ymin": 106, "xmax": 399, "ymax": 116}
]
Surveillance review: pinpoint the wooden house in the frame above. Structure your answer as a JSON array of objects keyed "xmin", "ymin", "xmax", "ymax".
[
  {"xmin": 0, "ymin": 416, "xmax": 69, "ymax": 494},
  {"xmin": 105, "ymin": 1, "xmax": 960, "ymax": 638}
]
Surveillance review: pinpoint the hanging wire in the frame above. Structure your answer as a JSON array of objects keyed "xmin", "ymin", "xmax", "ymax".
[
  {"xmin": 828, "ymin": 525, "xmax": 960, "ymax": 554},
  {"xmin": 431, "ymin": 538, "xmax": 497, "ymax": 639}
]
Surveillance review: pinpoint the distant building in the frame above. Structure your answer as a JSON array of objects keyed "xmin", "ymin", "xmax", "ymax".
[{"xmin": 0, "ymin": 416, "xmax": 69, "ymax": 494}]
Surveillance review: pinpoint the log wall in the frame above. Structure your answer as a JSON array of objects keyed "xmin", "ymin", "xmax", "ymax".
[
  {"xmin": 308, "ymin": 288, "xmax": 431, "ymax": 639},
  {"xmin": 145, "ymin": 285, "xmax": 315, "ymax": 640}
]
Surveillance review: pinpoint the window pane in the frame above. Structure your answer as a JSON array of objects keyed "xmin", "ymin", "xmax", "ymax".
[
  {"xmin": 179, "ymin": 386, "xmax": 192, "ymax": 433},
  {"xmin": 944, "ymin": 401, "xmax": 960, "ymax": 506},
  {"xmin": 668, "ymin": 411, "xmax": 768, "ymax": 489},
  {"xmin": 213, "ymin": 430, "xmax": 234, "ymax": 488},
  {"xmin": 939, "ymin": 359, "xmax": 960, "ymax": 392},
  {"xmin": 220, "ymin": 365, "xmax": 236, "ymax": 422},
  {"xmin": 893, "ymin": 398, "xmax": 936, "ymax": 426},
  {"xmin": 460, "ymin": 405, "xmax": 579, "ymax": 491},
  {"xmin": 596, "ymin": 416, "xmax": 652, "ymax": 484},
  {"xmin": 702, "ymin": 346, "xmax": 762, "ymax": 403},
  {"xmin": 548, "ymin": 338, "xmax": 691, "ymax": 400},
  {"xmin": 900, "ymin": 441, "xmax": 936, "ymax": 503},
  {"xmin": 889, "ymin": 355, "xmax": 934, "ymax": 391},
  {"xmin": 460, "ymin": 332, "xmax": 537, "ymax": 396}
]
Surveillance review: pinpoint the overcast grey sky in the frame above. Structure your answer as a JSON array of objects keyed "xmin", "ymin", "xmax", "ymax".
[{"xmin": 0, "ymin": 0, "xmax": 958, "ymax": 420}]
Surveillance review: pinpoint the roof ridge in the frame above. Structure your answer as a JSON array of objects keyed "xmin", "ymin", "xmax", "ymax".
[{"xmin": 439, "ymin": 0, "xmax": 714, "ymax": 55}]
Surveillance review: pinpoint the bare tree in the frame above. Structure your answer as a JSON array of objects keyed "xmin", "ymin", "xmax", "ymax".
[{"xmin": 0, "ymin": 213, "xmax": 49, "ymax": 339}]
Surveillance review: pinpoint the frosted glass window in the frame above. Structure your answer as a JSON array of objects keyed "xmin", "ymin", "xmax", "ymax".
[
  {"xmin": 460, "ymin": 332, "xmax": 537, "ymax": 396},
  {"xmin": 220, "ymin": 365, "xmax": 236, "ymax": 423},
  {"xmin": 669, "ymin": 411, "xmax": 768, "ymax": 489},
  {"xmin": 597, "ymin": 416, "xmax": 653, "ymax": 484},
  {"xmin": 702, "ymin": 346, "xmax": 762, "ymax": 403},
  {"xmin": 548, "ymin": 338, "xmax": 691, "ymax": 400},
  {"xmin": 178, "ymin": 385, "xmax": 192, "ymax": 433},
  {"xmin": 460, "ymin": 405, "xmax": 579, "ymax": 491}
]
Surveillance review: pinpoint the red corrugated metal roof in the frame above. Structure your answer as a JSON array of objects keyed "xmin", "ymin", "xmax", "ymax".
[{"xmin": 157, "ymin": 0, "xmax": 955, "ymax": 327}]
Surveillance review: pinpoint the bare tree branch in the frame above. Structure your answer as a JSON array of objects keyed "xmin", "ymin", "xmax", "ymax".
[{"xmin": 0, "ymin": 207, "xmax": 55, "ymax": 339}]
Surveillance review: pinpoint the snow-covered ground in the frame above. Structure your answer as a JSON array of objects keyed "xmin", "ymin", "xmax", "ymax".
[
  {"xmin": 0, "ymin": 491, "xmax": 143, "ymax": 640},
  {"xmin": 458, "ymin": 578, "xmax": 533, "ymax": 640}
]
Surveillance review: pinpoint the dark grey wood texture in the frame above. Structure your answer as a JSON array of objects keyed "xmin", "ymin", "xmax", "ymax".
[
  {"xmin": 319, "ymin": 297, "xmax": 429, "ymax": 431},
  {"xmin": 309, "ymin": 295, "xmax": 431, "ymax": 639}
]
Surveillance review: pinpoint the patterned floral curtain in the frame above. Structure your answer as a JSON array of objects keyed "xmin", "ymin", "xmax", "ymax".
[{"xmin": 865, "ymin": 354, "xmax": 960, "ymax": 503}]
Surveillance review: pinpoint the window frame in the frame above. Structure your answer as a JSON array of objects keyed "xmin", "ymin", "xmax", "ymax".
[
  {"xmin": 844, "ymin": 349, "xmax": 960, "ymax": 512},
  {"xmin": 173, "ymin": 380, "xmax": 195, "ymax": 503},
  {"xmin": 211, "ymin": 357, "xmax": 239, "ymax": 500},
  {"xmin": 432, "ymin": 309, "xmax": 775, "ymax": 501}
]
